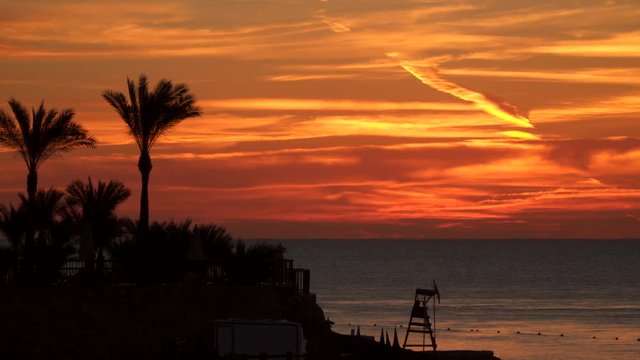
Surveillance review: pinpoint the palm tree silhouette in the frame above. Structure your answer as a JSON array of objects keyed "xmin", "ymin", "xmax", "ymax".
[
  {"xmin": 0, "ymin": 99, "xmax": 96, "ymax": 246},
  {"xmin": 18, "ymin": 188, "xmax": 66, "ymax": 243},
  {"xmin": 102, "ymin": 75, "xmax": 201, "ymax": 243},
  {"xmin": 66, "ymin": 178, "xmax": 131, "ymax": 259},
  {"xmin": 0, "ymin": 189, "xmax": 74, "ymax": 283},
  {"xmin": 0, "ymin": 203, "xmax": 26, "ymax": 252}
]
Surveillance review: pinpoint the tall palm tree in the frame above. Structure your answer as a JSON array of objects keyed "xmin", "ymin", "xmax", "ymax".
[
  {"xmin": 102, "ymin": 75, "xmax": 201, "ymax": 242},
  {"xmin": 0, "ymin": 99, "xmax": 96, "ymax": 244},
  {"xmin": 65, "ymin": 177, "xmax": 131, "ymax": 257}
]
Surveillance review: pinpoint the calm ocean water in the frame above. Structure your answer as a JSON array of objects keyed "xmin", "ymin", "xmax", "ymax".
[{"xmin": 268, "ymin": 240, "xmax": 640, "ymax": 360}]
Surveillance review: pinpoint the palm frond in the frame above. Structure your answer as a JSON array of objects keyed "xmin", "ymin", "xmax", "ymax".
[
  {"xmin": 0, "ymin": 99, "xmax": 96, "ymax": 171},
  {"xmin": 66, "ymin": 177, "xmax": 130, "ymax": 218},
  {"xmin": 103, "ymin": 75, "xmax": 201, "ymax": 152},
  {"xmin": 8, "ymin": 99, "xmax": 31, "ymax": 142},
  {"xmin": 0, "ymin": 203, "xmax": 27, "ymax": 249},
  {"xmin": 0, "ymin": 110, "xmax": 25, "ymax": 151}
]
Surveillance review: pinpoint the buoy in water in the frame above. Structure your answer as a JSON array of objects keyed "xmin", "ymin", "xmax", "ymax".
[
  {"xmin": 593, "ymin": 336, "xmax": 597, "ymax": 339},
  {"xmin": 537, "ymin": 332, "xmax": 541, "ymax": 336},
  {"xmin": 560, "ymin": 334, "xmax": 564, "ymax": 337},
  {"xmin": 516, "ymin": 331, "xmax": 521, "ymax": 334}
]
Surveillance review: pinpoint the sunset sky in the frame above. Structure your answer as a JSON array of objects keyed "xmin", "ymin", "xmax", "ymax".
[{"xmin": 1, "ymin": 0, "xmax": 639, "ymax": 239}]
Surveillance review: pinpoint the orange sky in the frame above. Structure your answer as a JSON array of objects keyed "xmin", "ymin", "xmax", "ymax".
[{"xmin": 1, "ymin": 0, "xmax": 639, "ymax": 239}]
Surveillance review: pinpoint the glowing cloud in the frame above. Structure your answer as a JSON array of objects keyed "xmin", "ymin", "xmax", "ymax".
[
  {"xmin": 389, "ymin": 55, "xmax": 533, "ymax": 128},
  {"xmin": 201, "ymin": 98, "xmax": 471, "ymax": 112},
  {"xmin": 314, "ymin": 11, "xmax": 351, "ymax": 33},
  {"xmin": 500, "ymin": 131, "xmax": 539, "ymax": 140}
]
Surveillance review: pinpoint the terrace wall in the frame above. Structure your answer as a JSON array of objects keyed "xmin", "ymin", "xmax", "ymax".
[{"xmin": 0, "ymin": 285, "xmax": 330, "ymax": 359}]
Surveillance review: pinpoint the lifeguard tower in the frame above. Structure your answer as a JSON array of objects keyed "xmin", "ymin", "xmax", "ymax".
[{"xmin": 403, "ymin": 281, "xmax": 440, "ymax": 351}]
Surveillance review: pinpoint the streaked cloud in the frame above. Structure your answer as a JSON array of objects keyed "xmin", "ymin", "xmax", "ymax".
[
  {"xmin": 0, "ymin": 0, "xmax": 638, "ymax": 238},
  {"xmin": 202, "ymin": 98, "xmax": 472, "ymax": 112},
  {"xmin": 534, "ymin": 31, "xmax": 640, "ymax": 57},
  {"xmin": 392, "ymin": 57, "xmax": 533, "ymax": 128}
]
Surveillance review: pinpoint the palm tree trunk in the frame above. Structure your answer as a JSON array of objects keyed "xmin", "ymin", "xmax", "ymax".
[
  {"xmin": 25, "ymin": 170, "xmax": 37, "ymax": 248},
  {"xmin": 137, "ymin": 152, "xmax": 152, "ymax": 243},
  {"xmin": 22, "ymin": 169, "xmax": 37, "ymax": 277}
]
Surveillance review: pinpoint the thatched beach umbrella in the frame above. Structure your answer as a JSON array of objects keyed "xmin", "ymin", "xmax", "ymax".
[
  {"xmin": 79, "ymin": 223, "xmax": 95, "ymax": 264},
  {"xmin": 187, "ymin": 231, "xmax": 205, "ymax": 260},
  {"xmin": 393, "ymin": 327, "xmax": 400, "ymax": 349}
]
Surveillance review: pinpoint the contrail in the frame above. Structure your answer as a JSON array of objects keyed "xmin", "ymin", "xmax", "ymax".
[{"xmin": 392, "ymin": 56, "xmax": 533, "ymax": 128}]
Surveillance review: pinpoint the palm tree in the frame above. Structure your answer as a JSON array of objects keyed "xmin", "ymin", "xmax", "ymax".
[
  {"xmin": 196, "ymin": 224, "xmax": 233, "ymax": 259},
  {"xmin": 102, "ymin": 75, "xmax": 201, "ymax": 242},
  {"xmin": 18, "ymin": 188, "xmax": 66, "ymax": 242},
  {"xmin": 0, "ymin": 203, "xmax": 26, "ymax": 251},
  {"xmin": 1, "ymin": 189, "xmax": 74, "ymax": 283},
  {"xmin": 0, "ymin": 99, "xmax": 96, "ymax": 245},
  {"xmin": 65, "ymin": 178, "xmax": 131, "ymax": 258}
]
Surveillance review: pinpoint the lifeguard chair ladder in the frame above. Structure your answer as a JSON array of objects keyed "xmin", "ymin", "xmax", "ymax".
[{"xmin": 403, "ymin": 282, "xmax": 440, "ymax": 351}]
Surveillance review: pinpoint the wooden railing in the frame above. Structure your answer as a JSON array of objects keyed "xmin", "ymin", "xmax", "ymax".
[
  {"xmin": 1, "ymin": 258, "xmax": 311, "ymax": 293},
  {"xmin": 292, "ymin": 268, "xmax": 310, "ymax": 295}
]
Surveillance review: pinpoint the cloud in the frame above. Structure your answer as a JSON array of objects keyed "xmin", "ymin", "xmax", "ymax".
[
  {"xmin": 314, "ymin": 11, "xmax": 351, "ymax": 33},
  {"xmin": 531, "ymin": 93, "xmax": 640, "ymax": 123},
  {"xmin": 439, "ymin": 67, "xmax": 640, "ymax": 85},
  {"xmin": 2, "ymin": 0, "xmax": 640, "ymax": 238},
  {"xmin": 500, "ymin": 131, "xmax": 539, "ymax": 140},
  {"xmin": 544, "ymin": 137, "xmax": 640, "ymax": 171},
  {"xmin": 391, "ymin": 56, "xmax": 533, "ymax": 128},
  {"xmin": 202, "ymin": 98, "xmax": 472, "ymax": 112},
  {"xmin": 534, "ymin": 31, "xmax": 640, "ymax": 57},
  {"xmin": 266, "ymin": 73, "xmax": 357, "ymax": 82}
]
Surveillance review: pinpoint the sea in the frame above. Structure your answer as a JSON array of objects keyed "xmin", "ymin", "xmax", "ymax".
[{"xmin": 267, "ymin": 239, "xmax": 640, "ymax": 360}]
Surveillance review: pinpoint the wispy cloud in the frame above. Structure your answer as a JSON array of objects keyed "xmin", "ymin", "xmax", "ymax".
[
  {"xmin": 202, "ymin": 98, "xmax": 472, "ymax": 112},
  {"xmin": 532, "ymin": 93, "xmax": 640, "ymax": 122},
  {"xmin": 1, "ymin": 0, "xmax": 639, "ymax": 238},
  {"xmin": 534, "ymin": 31, "xmax": 640, "ymax": 57},
  {"xmin": 440, "ymin": 67, "xmax": 640, "ymax": 85},
  {"xmin": 390, "ymin": 56, "xmax": 533, "ymax": 128}
]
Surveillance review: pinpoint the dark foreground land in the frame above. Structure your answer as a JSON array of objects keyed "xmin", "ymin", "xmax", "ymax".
[
  {"xmin": 334, "ymin": 333, "xmax": 496, "ymax": 360},
  {"xmin": 0, "ymin": 285, "xmax": 497, "ymax": 360}
]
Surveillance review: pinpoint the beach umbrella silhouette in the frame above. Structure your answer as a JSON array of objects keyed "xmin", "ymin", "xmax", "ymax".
[
  {"xmin": 80, "ymin": 223, "xmax": 95, "ymax": 265},
  {"xmin": 380, "ymin": 328, "xmax": 385, "ymax": 343},
  {"xmin": 386, "ymin": 330, "xmax": 391, "ymax": 347},
  {"xmin": 393, "ymin": 327, "xmax": 400, "ymax": 349},
  {"xmin": 187, "ymin": 231, "xmax": 205, "ymax": 260},
  {"xmin": 357, "ymin": 326, "xmax": 361, "ymax": 337}
]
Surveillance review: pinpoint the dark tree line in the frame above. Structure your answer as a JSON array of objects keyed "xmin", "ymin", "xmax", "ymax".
[{"xmin": 0, "ymin": 75, "xmax": 284, "ymax": 285}]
